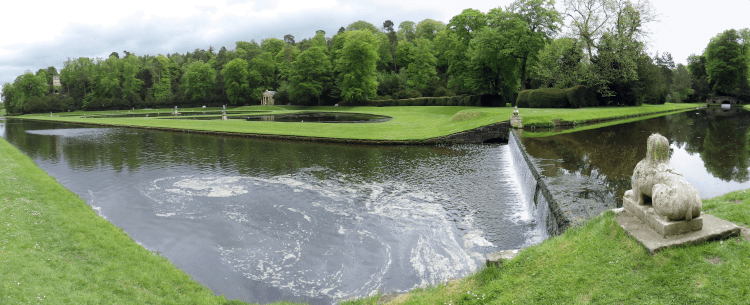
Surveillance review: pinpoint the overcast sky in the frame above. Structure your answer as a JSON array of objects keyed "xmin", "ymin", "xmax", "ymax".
[{"xmin": 1, "ymin": 0, "xmax": 749, "ymax": 88}]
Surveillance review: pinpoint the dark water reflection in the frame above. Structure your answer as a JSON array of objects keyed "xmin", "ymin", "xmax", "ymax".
[
  {"xmin": 520, "ymin": 107, "xmax": 750, "ymax": 207},
  {"xmin": 0, "ymin": 118, "xmax": 541, "ymax": 304}
]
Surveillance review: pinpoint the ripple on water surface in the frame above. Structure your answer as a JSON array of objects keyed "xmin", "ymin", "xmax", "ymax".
[{"xmin": 138, "ymin": 168, "xmax": 498, "ymax": 299}]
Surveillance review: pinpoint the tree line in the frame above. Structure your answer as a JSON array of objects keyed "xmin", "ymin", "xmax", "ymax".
[{"xmin": 2, "ymin": 0, "xmax": 749, "ymax": 115}]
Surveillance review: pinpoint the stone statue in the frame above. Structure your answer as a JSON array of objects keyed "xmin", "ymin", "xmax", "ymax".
[
  {"xmin": 510, "ymin": 106, "xmax": 523, "ymax": 128},
  {"xmin": 623, "ymin": 134, "xmax": 702, "ymax": 221}
]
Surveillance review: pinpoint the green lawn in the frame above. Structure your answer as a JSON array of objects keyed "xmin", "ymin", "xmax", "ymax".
[
  {"xmin": 345, "ymin": 190, "xmax": 750, "ymax": 304},
  {"xmin": 0, "ymin": 137, "xmax": 308, "ymax": 304},
  {"xmin": 15, "ymin": 103, "xmax": 701, "ymax": 141}
]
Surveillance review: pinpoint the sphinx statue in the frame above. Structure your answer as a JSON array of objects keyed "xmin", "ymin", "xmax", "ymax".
[{"xmin": 623, "ymin": 133, "xmax": 702, "ymax": 221}]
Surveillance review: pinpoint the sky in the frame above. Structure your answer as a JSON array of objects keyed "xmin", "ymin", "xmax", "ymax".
[{"xmin": 1, "ymin": 0, "xmax": 749, "ymax": 89}]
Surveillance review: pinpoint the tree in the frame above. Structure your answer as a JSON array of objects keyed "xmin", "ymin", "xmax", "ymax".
[
  {"xmin": 687, "ymin": 54, "xmax": 710, "ymax": 103},
  {"xmin": 415, "ymin": 19, "xmax": 446, "ymax": 41},
  {"xmin": 406, "ymin": 38, "xmax": 437, "ymax": 93},
  {"xmin": 531, "ymin": 37, "xmax": 583, "ymax": 88},
  {"xmin": 274, "ymin": 43, "xmax": 300, "ymax": 83},
  {"xmin": 346, "ymin": 20, "xmax": 379, "ymax": 34},
  {"xmin": 446, "ymin": 9, "xmax": 487, "ymax": 93},
  {"xmin": 498, "ymin": 0, "xmax": 562, "ymax": 90},
  {"xmin": 289, "ymin": 46, "xmax": 332, "ymax": 104},
  {"xmin": 283, "ymin": 34, "xmax": 295, "ymax": 45},
  {"xmin": 705, "ymin": 29, "xmax": 748, "ymax": 95},
  {"xmin": 261, "ymin": 38, "xmax": 285, "ymax": 57},
  {"xmin": 465, "ymin": 27, "xmax": 519, "ymax": 96},
  {"xmin": 248, "ymin": 52, "xmax": 277, "ymax": 101},
  {"xmin": 670, "ymin": 64, "xmax": 694, "ymax": 102},
  {"xmin": 398, "ymin": 21, "xmax": 416, "ymax": 42},
  {"xmin": 564, "ymin": 0, "xmax": 656, "ymax": 60},
  {"xmin": 222, "ymin": 58, "xmax": 250, "ymax": 104},
  {"xmin": 335, "ymin": 30, "xmax": 380, "ymax": 101},
  {"xmin": 182, "ymin": 60, "xmax": 216, "ymax": 101},
  {"xmin": 383, "ymin": 20, "xmax": 398, "ymax": 71}
]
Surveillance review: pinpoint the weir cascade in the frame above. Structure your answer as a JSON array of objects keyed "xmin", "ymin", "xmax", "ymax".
[{"xmin": 508, "ymin": 130, "xmax": 566, "ymax": 236}]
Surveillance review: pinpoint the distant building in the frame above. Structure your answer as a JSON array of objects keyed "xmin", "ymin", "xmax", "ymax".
[
  {"xmin": 52, "ymin": 75, "xmax": 62, "ymax": 94},
  {"xmin": 262, "ymin": 90, "xmax": 276, "ymax": 106}
]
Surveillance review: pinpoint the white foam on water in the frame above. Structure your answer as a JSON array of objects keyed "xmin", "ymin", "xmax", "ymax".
[{"xmin": 139, "ymin": 171, "xmax": 487, "ymax": 301}]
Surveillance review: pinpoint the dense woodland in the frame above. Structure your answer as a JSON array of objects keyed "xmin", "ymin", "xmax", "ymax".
[{"xmin": 2, "ymin": 0, "xmax": 750, "ymax": 114}]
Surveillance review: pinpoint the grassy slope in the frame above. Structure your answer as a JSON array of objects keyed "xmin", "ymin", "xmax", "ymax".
[
  {"xmin": 345, "ymin": 191, "xmax": 750, "ymax": 304},
  {"xmin": 18, "ymin": 103, "xmax": 701, "ymax": 141},
  {"xmin": 0, "ymin": 137, "xmax": 299, "ymax": 304}
]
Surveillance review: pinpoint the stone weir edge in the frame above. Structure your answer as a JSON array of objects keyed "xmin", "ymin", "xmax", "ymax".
[
  {"xmin": 509, "ymin": 130, "xmax": 569, "ymax": 235},
  {"xmin": 15, "ymin": 118, "xmax": 511, "ymax": 145}
]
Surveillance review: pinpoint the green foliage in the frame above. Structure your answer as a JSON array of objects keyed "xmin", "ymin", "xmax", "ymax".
[
  {"xmin": 516, "ymin": 85, "xmax": 596, "ymax": 108},
  {"xmin": 182, "ymin": 60, "xmax": 216, "ymax": 101},
  {"xmin": 705, "ymin": 29, "xmax": 749, "ymax": 95},
  {"xmin": 289, "ymin": 46, "xmax": 332, "ymax": 105},
  {"xmin": 335, "ymin": 30, "xmax": 380, "ymax": 101},
  {"xmin": 531, "ymin": 37, "xmax": 584, "ymax": 89},
  {"xmin": 465, "ymin": 25, "xmax": 519, "ymax": 96},
  {"xmin": 406, "ymin": 38, "xmax": 437, "ymax": 93},
  {"xmin": 222, "ymin": 58, "xmax": 251, "ymax": 105},
  {"xmin": 415, "ymin": 19, "xmax": 446, "ymax": 41}
]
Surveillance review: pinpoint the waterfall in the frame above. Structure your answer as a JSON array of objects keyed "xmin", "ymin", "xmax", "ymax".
[{"xmin": 508, "ymin": 130, "xmax": 560, "ymax": 238}]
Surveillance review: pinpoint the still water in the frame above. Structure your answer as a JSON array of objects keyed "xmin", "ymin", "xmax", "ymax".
[
  {"xmin": 520, "ymin": 107, "xmax": 750, "ymax": 211},
  {"xmin": 0, "ymin": 118, "xmax": 541, "ymax": 304}
]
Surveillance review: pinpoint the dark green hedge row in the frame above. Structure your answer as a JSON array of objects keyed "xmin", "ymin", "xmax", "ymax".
[
  {"xmin": 340, "ymin": 94, "xmax": 511, "ymax": 107},
  {"xmin": 516, "ymin": 86, "xmax": 597, "ymax": 108}
]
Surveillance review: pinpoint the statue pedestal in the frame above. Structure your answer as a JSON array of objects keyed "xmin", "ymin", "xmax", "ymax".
[
  {"xmin": 623, "ymin": 197, "xmax": 703, "ymax": 237},
  {"xmin": 510, "ymin": 116, "xmax": 523, "ymax": 128}
]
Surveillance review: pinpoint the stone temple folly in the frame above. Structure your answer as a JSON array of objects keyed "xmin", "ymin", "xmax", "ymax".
[{"xmin": 616, "ymin": 133, "xmax": 740, "ymax": 253}]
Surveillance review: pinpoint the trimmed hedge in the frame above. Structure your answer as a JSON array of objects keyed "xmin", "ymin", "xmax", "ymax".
[
  {"xmin": 340, "ymin": 95, "xmax": 501, "ymax": 107},
  {"xmin": 516, "ymin": 85, "xmax": 597, "ymax": 108}
]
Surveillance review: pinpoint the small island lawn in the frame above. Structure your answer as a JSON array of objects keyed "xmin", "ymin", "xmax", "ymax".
[
  {"xmin": 17, "ymin": 103, "xmax": 702, "ymax": 141},
  {"xmin": 344, "ymin": 190, "xmax": 750, "ymax": 305},
  {"xmin": 0, "ymin": 137, "xmax": 306, "ymax": 305}
]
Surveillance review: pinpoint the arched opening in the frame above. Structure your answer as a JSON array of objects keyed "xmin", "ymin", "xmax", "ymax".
[{"xmin": 722, "ymin": 100, "xmax": 732, "ymax": 105}]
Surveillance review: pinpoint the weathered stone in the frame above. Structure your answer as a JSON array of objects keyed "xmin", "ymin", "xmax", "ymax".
[
  {"xmin": 510, "ymin": 106, "xmax": 523, "ymax": 128},
  {"xmin": 623, "ymin": 134, "xmax": 702, "ymax": 221},
  {"xmin": 485, "ymin": 249, "xmax": 520, "ymax": 267},
  {"xmin": 616, "ymin": 211, "xmax": 740, "ymax": 254},
  {"xmin": 623, "ymin": 196, "xmax": 702, "ymax": 237}
]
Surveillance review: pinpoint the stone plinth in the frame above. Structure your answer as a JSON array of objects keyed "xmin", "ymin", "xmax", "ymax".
[
  {"xmin": 623, "ymin": 197, "xmax": 702, "ymax": 237},
  {"xmin": 616, "ymin": 210, "xmax": 740, "ymax": 254}
]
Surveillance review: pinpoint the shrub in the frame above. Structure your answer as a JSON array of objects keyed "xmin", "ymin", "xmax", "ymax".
[{"xmin": 516, "ymin": 86, "xmax": 597, "ymax": 108}]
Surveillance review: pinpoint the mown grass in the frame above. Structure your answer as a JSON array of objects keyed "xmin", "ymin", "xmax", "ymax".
[
  {"xmin": 16, "ymin": 103, "xmax": 700, "ymax": 141},
  {"xmin": 344, "ymin": 189, "xmax": 750, "ymax": 304},
  {"xmin": 0, "ymin": 137, "xmax": 307, "ymax": 304}
]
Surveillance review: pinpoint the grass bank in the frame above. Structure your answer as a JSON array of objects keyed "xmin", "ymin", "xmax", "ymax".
[
  {"xmin": 345, "ymin": 190, "xmax": 750, "ymax": 304},
  {"xmin": 0, "ymin": 137, "xmax": 304, "ymax": 304},
  {"xmin": 15, "ymin": 103, "xmax": 701, "ymax": 141}
]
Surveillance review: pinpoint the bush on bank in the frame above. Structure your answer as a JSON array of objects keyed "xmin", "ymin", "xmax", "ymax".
[
  {"xmin": 341, "ymin": 94, "xmax": 511, "ymax": 107},
  {"xmin": 516, "ymin": 85, "xmax": 597, "ymax": 108}
]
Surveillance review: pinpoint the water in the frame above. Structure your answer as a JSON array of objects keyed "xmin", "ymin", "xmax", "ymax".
[
  {"xmin": 0, "ymin": 118, "xmax": 542, "ymax": 304},
  {"xmin": 519, "ymin": 107, "xmax": 750, "ymax": 210}
]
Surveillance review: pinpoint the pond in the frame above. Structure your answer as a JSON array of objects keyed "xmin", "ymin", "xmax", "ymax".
[
  {"xmin": 0, "ymin": 118, "xmax": 541, "ymax": 304},
  {"xmin": 519, "ymin": 107, "xmax": 750, "ymax": 217}
]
